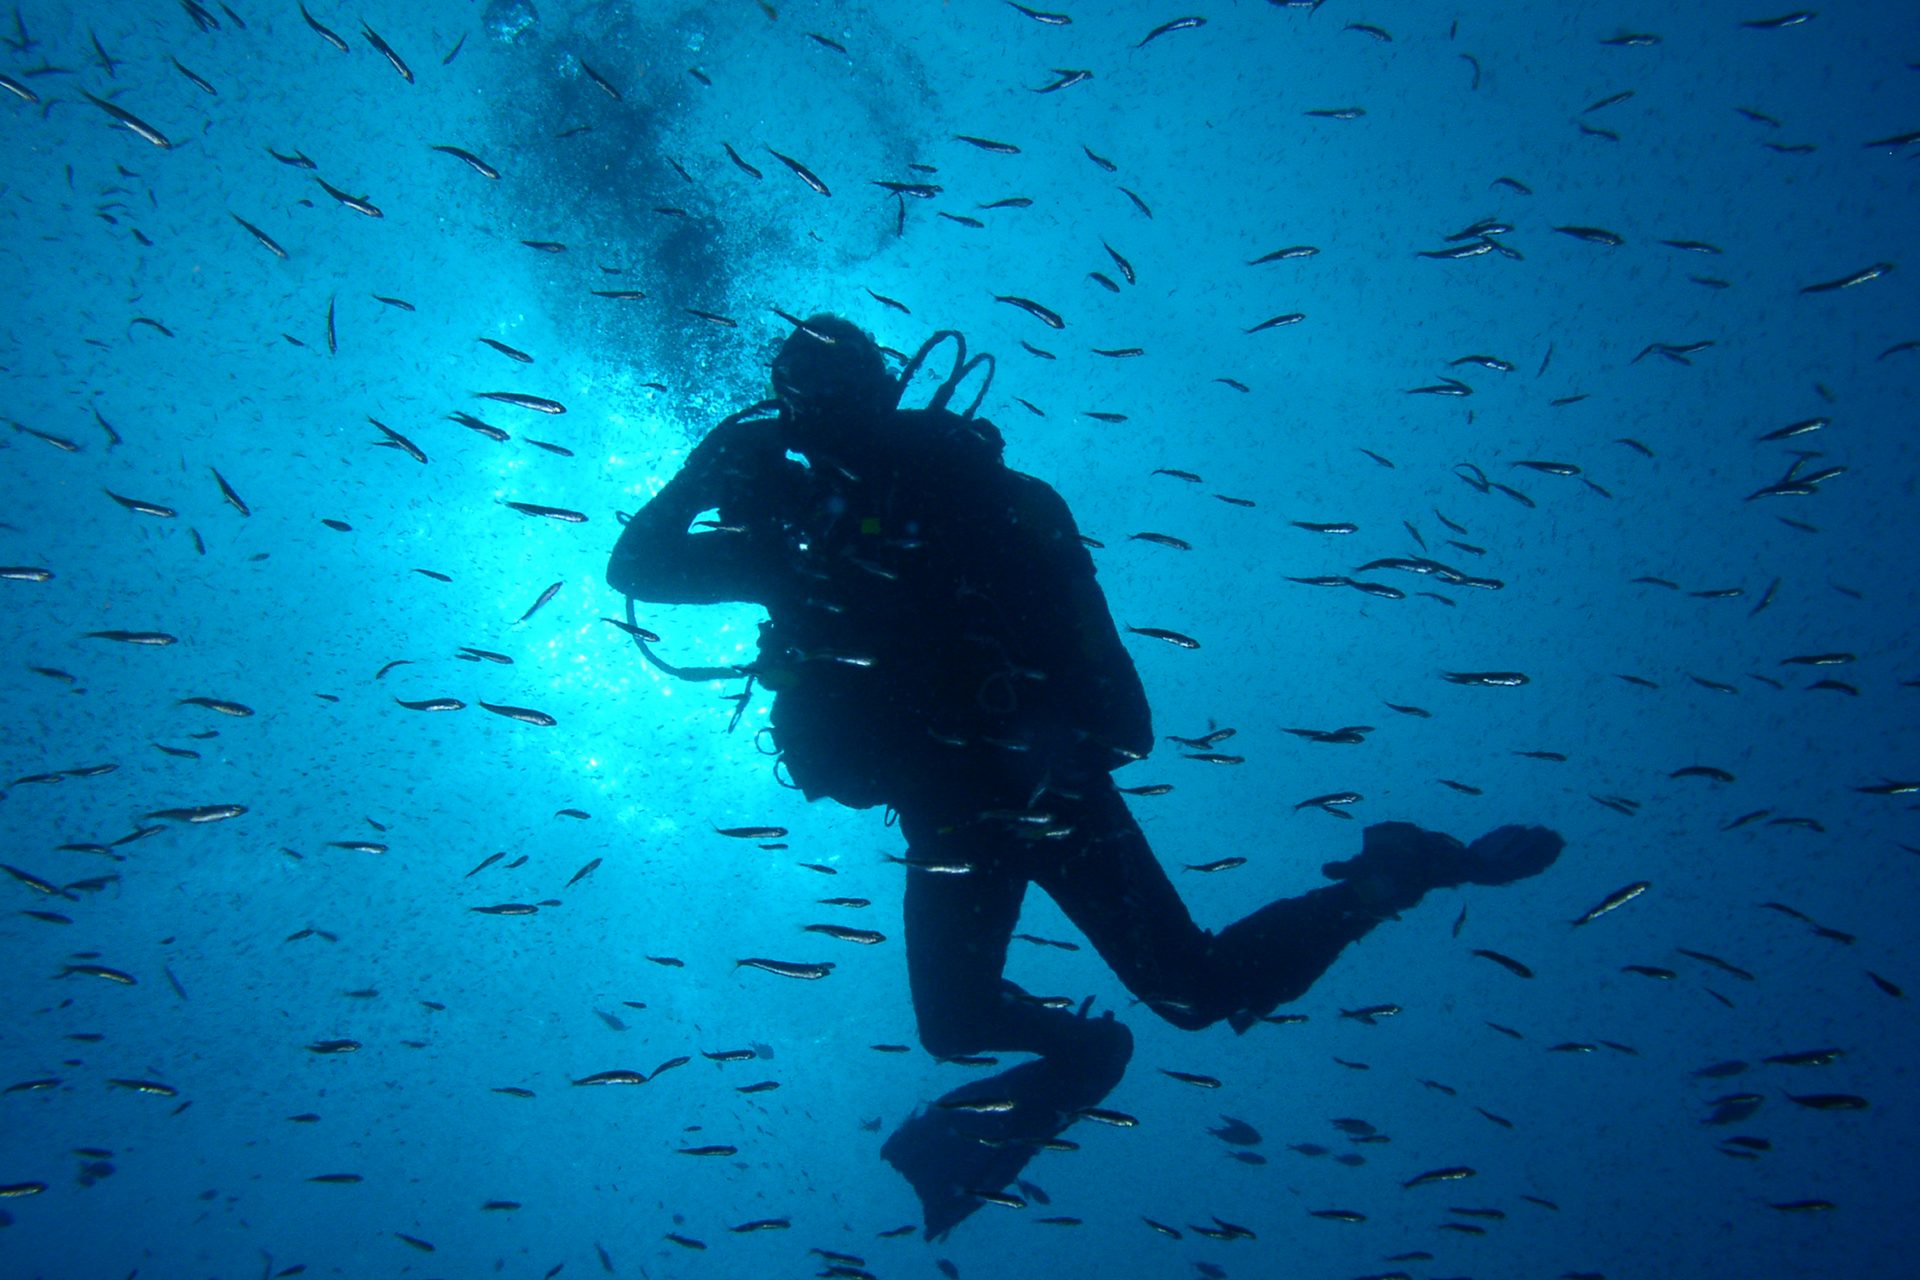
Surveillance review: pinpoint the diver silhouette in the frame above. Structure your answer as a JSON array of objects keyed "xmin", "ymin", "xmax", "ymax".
[{"xmin": 606, "ymin": 314, "xmax": 1564, "ymax": 1240}]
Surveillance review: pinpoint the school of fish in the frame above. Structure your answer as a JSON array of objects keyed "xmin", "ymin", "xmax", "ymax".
[{"xmin": 1, "ymin": 2, "xmax": 1915, "ymax": 1278}]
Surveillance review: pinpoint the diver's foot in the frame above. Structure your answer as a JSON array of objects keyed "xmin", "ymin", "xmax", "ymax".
[
  {"xmin": 1322, "ymin": 822, "xmax": 1563, "ymax": 902},
  {"xmin": 881, "ymin": 1109, "xmax": 1003, "ymax": 1242},
  {"xmin": 1322, "ymin": 821, "xmax": 1463, "ymax": 907},
  {"xmin": 1451, "ymin": 824, "xmax": 1564, "ymax": 886},
  {"xmin": 882, "ymin": 1018, "xmax": 1133, "ymax": 1241}
]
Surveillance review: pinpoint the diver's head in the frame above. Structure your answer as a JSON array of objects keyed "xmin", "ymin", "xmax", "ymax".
[{"xmin": 770, "ymin": 314, "xmax": 897, "ymax": 452}]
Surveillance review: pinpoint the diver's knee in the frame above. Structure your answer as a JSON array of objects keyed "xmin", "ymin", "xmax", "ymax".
[
  {"xmin": 1052, "ymin": 1012, "xmax": 1132, "ymax": 1095},
  {"xmin": 1085, "ymin": 1013, "xmax": 1133, "ymax": 1068},
  {"xmin": 915, "ymin": 1007, "xmax": 987, "ymax": 1060},
  {"xmin": 1073, "ymin": 1009, "xmax": 1131, "ymax": 1055},
  {"xmin": 916, "ymin": 1026, "xmax": 972, "ymax": 1061}
]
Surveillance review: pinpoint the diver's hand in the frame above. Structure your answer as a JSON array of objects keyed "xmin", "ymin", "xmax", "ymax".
[{"xmin": 684, "ymin": 416, "xmax": 783, "ymax": 484}]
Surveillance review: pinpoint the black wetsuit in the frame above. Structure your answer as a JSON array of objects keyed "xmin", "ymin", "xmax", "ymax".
[{"xmin": 608, "ymin": 403, "xmax": 1406, "ymax": 1235}]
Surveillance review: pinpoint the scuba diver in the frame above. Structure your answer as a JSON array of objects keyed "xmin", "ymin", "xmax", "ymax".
[{"xmin": 606, "ymin": 313, "xmax": 1564, "ymax": 1240}]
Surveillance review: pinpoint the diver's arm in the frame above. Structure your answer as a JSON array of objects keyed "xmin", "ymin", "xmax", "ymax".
[{"xmin": 606, "ymin": 418, "xmax": 785, "ymax": 606}]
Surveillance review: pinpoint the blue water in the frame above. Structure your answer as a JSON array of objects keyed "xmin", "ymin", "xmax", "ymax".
[{"xmin": 3, "ymin": 2, "xmax": 1917, "ymax": 1277}]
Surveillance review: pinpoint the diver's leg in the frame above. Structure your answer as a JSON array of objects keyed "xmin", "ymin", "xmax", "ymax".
[
  {"xmin": 1039, "ymin": 797, "xmax": 1409, "ymax": 1031},
  {"xmin": 1034, "ymin": 785, "xmax": 1563, "ymax": 1033},
  {"xmin": 885, "ymin": 802, "xmax": 1135, "ymax": 1240},
  {"xmin": 1029, "ymin": 782, "xmax": 1221, "ymax": 1028},
  {"xmin": 1200, "ymin": 879, "xmax": 1415, "ymax": 1028},
  {"xmin": 1027, "ymin": 778, "xmax": 1248, "ymax": 1030},
  {"xmin": 1207, "ymin": 821, "xmax": 1566, "ymax": 1029},
  {"xmin": 898, "ymin": 806, "xmax": 1121, "ymax": 1059}
]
